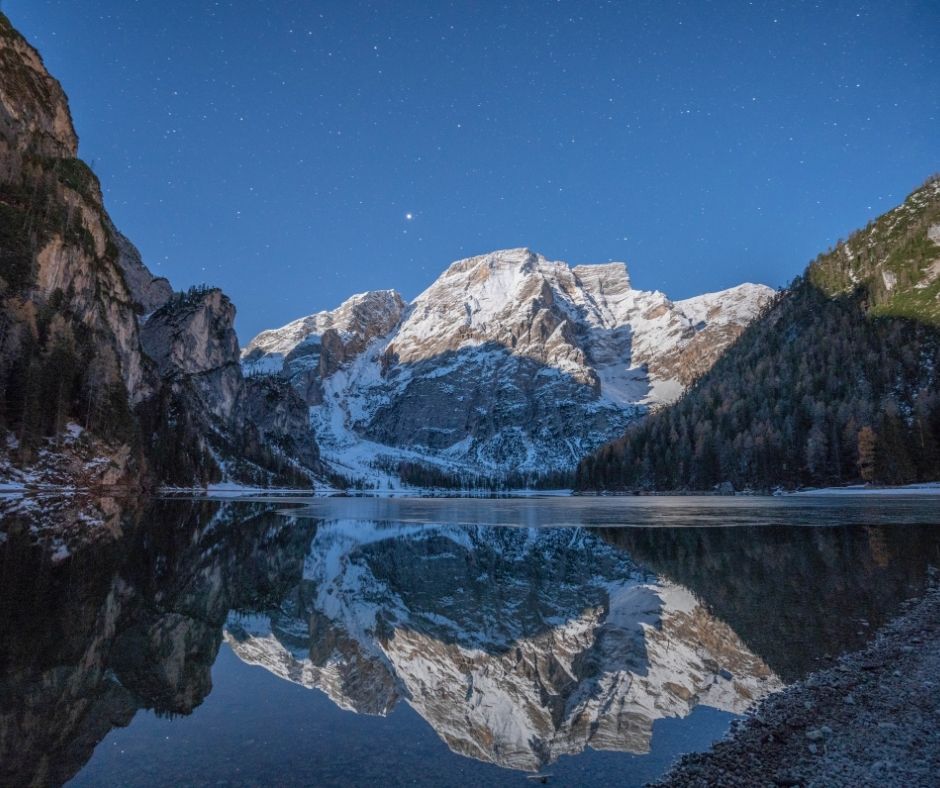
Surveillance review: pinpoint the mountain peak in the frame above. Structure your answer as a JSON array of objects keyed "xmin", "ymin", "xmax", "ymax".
[
  {"xmin": 245, "ymin": 248, "xmax": 771, "ymax": 479},
  {"xmin": 0, "ymin": 13, "xmax": 78, "ymax": 157},
  {"xmin": 440, "ymin": 247, "xmax": 540, "ymax": 279},
  {"xmin": 241, "ymin": 288, "xmax": 406, "ymax": 375}
]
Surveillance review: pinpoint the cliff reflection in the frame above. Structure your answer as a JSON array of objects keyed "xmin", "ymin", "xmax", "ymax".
[{"xmin": 0, "ymin": 497, "xmax": 316, "ymax": 788}]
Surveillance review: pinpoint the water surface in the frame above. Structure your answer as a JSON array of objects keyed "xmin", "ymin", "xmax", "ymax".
[{"xmin": 1, "ymin": 494, "xmax": 938, "ymax": 787}]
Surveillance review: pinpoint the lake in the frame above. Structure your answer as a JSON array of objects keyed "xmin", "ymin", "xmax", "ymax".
[{"xmin": 1, "ymin": 494, "xmax": 939, "ymax": 787}]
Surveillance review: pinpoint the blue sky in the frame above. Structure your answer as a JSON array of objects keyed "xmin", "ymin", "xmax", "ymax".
[{"xmin": 6, "ymin": 1, "xmax": 938, "ymax": 342}]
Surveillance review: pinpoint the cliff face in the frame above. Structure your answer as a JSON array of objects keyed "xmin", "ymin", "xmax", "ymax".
[
  {"xmin": 110, "ymin": 225, "xmax": 173, "ymax": 315},
  {"xmin": 142, "ymin": 288, "xmax": 243, "ymax": 423},
  {"xmin": 0, "ymin": 14, "xmax": 320, "ymax": 489},
  {"xmin": 0, "ymin": 16, "xmax": 76, "ymax": 157},
  {"xmin": 0, "ymin": 13, "xmax": 153, "ymax": 485},
  {"xmin": 243, "ymin": 289, "xmax": 407, "ymax": 405},
  {"xmin": 239, "ymin": 374, "xmax": 320, "ymax": 471},
  {"xmin": 138, "ymin": 287, "xmax": 322, "ymax": 487}
]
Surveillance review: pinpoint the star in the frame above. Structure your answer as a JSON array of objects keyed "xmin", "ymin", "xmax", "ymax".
[{"xmin": 405, "ymin": 212, "xmax": 414, "ymax": 221}]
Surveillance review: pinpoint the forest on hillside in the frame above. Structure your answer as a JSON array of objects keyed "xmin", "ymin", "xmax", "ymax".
[
  {"xmin": 576, "ymin": 280, "xmax": 940, "ymax": 491},
  {"xmin": 577, "ymin": 177, "xmax": 940, "ymax": 492}
]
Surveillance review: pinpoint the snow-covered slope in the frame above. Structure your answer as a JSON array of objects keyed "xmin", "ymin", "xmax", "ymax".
[
  {"xmin": 224, "ymin": 522, "xmax": 782, "ymax": 772},
  {"xmin": 243, "ymin": 249, "xmax": 772, "ymax": 481},
  {"xmin": 676, "ymin": 283, "xmax": 773, "ymax": 328}
]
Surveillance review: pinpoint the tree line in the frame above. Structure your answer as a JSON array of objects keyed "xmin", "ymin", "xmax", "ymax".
[{"xmin": 576, "ymin": 280, "xmax": 940, "ymax": 491}]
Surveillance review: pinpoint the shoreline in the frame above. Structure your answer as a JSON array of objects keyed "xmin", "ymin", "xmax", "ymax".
[
  {"xmin": 3, "ymin": 481, "xmax": 940, "ymax": 498},
  {"xmin": 653, "ymin": 581, "xmax": 940, "ymax": 787},
  {"xmin": 575, "ymin": 482, "xmax": 940, "ymax": 497}
]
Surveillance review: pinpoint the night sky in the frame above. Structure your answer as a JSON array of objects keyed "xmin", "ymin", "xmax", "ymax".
[{"xmin": 6, "ymin": 1, "xmax": 938, "ymax": 342}]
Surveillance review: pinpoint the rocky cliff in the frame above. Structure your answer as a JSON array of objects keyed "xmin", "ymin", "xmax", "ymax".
[
  {"xmin": 0, "ymin": 13, "xmax": 321, "ymax": 489},
  {"xmin": 135, "ymin": 285, "xmax": 323, "ymax": 487},
  {"xmin": 244, "ymin": 248, "xmax": 772, "ymax": 482},
  {"xmin": 243, "ymin": 289, "xmax": 406, "ymax": 405}
]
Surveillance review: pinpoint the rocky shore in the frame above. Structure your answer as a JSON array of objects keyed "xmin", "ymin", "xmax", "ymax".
[{"xmin": 654, "ymin": 580, "xmax": 940, "ymax": 787}]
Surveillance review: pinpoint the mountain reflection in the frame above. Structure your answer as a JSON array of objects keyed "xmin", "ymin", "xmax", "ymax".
[
  {"xmin": 599, "ymin": 524, "xmax": 940, "ymax": 682},
  {"xmin": 0, "ymin": 496, "xmax": 317, "ymax": 788},
  {"xmin": 1, "ymin": 498, "xmax": 939, "ymax": 785},
  {"xmin": 225, "ymin": 521, "xmax": 781, "ymax": 771}
]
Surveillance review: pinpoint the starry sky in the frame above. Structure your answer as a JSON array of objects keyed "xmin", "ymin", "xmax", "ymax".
[{"xmin": 5, "ymin": 1, "xmax": 938, "ymax": 342}]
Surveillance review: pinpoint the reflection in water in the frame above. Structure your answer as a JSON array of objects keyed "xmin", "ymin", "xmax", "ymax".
[
  {"xmin": 599, "ymin": 524, "xmax": 940, "ymax": 681},
  {"xmin": 0, "ymin": 496, "xmax": 938, "ymax": 786},
  {"xmin": 225, "ymin": 521, "xmax": 780, "ymax": 771},
  {"xmin": 0, "ymin": 497, "xmax": 316, "ymax": 788}
]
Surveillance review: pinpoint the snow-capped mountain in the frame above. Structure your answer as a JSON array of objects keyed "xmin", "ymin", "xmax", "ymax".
[
  {"xmin": 244, "ymin": 248, "xmax": 772, "ymax": 480},
  {"xmin": 224, "ymin": 522, "xmax": 781, "ymax": 772}
]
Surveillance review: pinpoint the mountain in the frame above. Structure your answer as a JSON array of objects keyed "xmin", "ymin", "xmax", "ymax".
[
  {"xmin": 0, "ymin": 14, "xmax": 321, "ymax": 489},
  {"xmin": 224, "ymin": 521, "xmax": 781, "ymax": 772},
  {"xmin": 0, "ymin": 14, "xmax": 772, "ymax": 490},
  {"xmin": 244, "ymin": 248, "xmax": 772, "ymax": 483},
  {"xmin": 576, "ymin": 176, "xmax": 940, "ymax": 491}
]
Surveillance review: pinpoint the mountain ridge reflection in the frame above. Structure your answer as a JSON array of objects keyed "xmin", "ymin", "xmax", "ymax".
[
  {"xmin": 224, "ymin": 519, "xmax": 780, "ymax": 771},
  {"xmin": 1, "ymin": 497, "xmax": 939, "ymax": 785},
  {"xmin": 0, "ymin": 497, "xmax": 317, "ymax": 788}
]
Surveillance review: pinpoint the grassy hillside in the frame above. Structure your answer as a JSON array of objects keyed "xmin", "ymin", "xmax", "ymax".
[{"xmin": 809, "ymin": 176, "xmax": 940, "ymax": 323}]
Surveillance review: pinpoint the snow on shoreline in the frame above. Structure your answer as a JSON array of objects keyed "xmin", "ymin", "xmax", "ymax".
[
  {"xmin": 790, "ymin": 482, "xmax": 940, "ymax": 496},
  {"xmin": 3, "ymin": 480, "xmax": 940, "ymax": 500}
]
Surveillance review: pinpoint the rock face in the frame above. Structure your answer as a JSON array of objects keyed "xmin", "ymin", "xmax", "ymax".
[
  {"xmin": 142, "ymin": 288, "xmax": 242, "ymax": 422},
  {"xmin": 239, "ymin": 375, "xmax": 320, "ymax": 471},
  {"xmin": 225, "ymin": 521, "xmax": 782, "ymax": 772},
  {"xmin": 0, "ymin": 14, "xmax": 321, "ymax": 489},
  {"xmin": 110, "ymin": 225, "xmax": 173, "ymax": 315},
  {"xmin": 137, "ymin": 286, "xmax": 322, "ymax": 487},
  {"xmin": 0, "ymin": 16, "xmax": 77, "ymax": 157},
  {"xmin": 244, "ymin": 289, "xmax": 406, "ymax": 405},
  {"xmin": 244, "ymin": 248, "xmax": 772, "ymax": 480},
  {"xmin": 0, "ymin": 13, "xmax": 155, "ymax": 485}
]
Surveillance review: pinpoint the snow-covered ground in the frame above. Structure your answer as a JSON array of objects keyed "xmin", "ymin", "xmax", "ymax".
[{"xmin": 790, "ymin": 483, "xmax": 940, "ymax": 496}]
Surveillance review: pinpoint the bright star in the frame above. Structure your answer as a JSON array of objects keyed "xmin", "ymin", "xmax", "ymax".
[{"xmin": 405, "ymin": 212, "xmax": 414, "ymax": 221}]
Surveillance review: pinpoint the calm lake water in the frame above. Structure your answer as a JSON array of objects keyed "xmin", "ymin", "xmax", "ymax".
[{"xmin": 1, "ymin": 494, "xmax": 939, "ymax": 787}]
